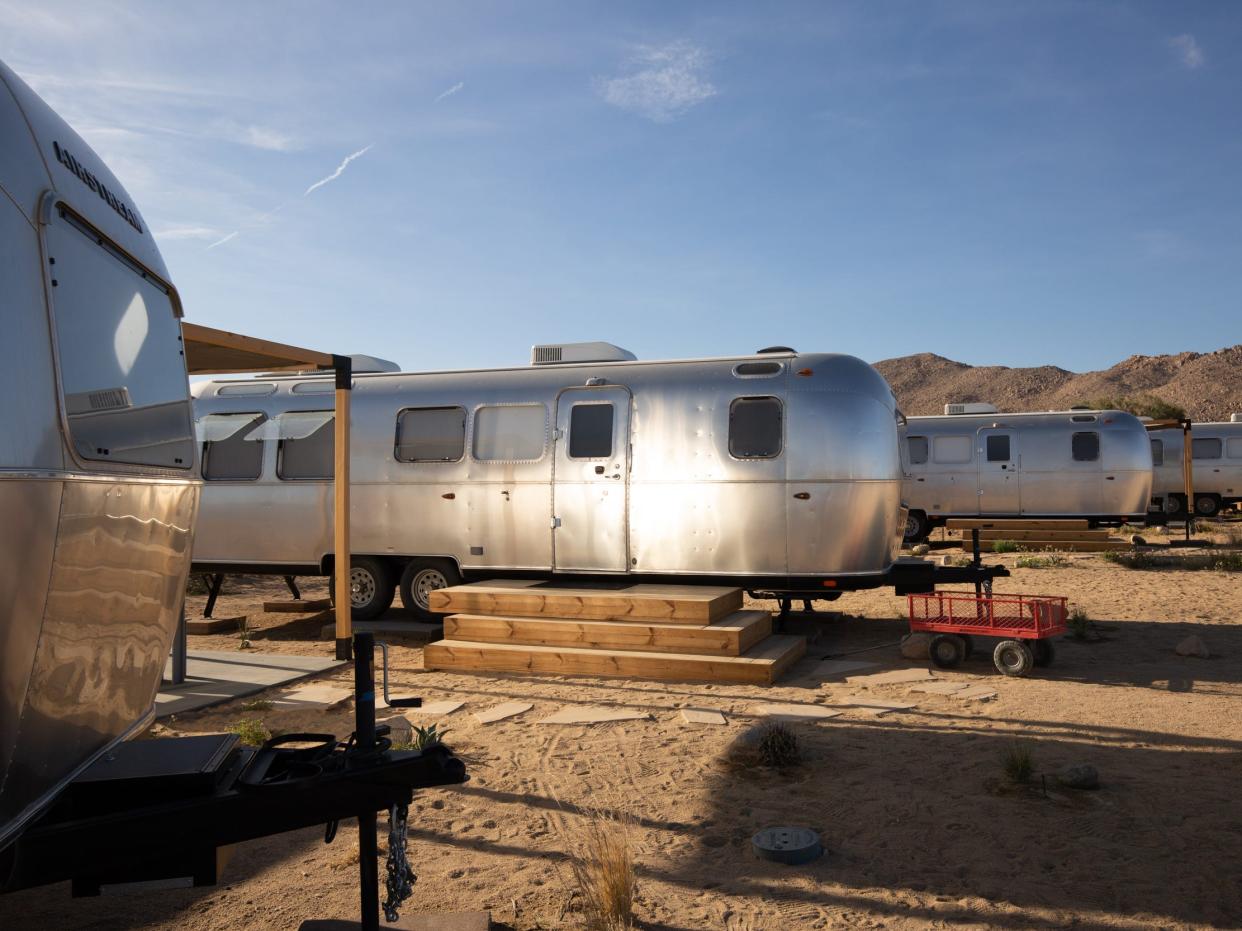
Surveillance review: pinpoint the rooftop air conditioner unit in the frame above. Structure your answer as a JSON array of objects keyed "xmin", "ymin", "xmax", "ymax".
[
  {"xmin": 944, "ymin": 402, "xmax": 999, "ymax": 416},
  {"xmin": 531, "ymin": 342, "xmax": 637, "ymax": 365},
  {"xmin": 1232, "ymin": 413, "xmax": 1242, "ymax": 423}
]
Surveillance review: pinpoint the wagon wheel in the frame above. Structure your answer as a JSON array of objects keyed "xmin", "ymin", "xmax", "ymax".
[
  {"xmin": 959, "ymin": 634, "xmax": 975, "ymax": 659},
  {"xmin": 1032, "ymin": 639, "xmax": 1056, "ymax": 667},
  {"xmin": 929, "ymin": 634, "xmax": 966, "ymax": 669},
  {"xmin": 993, "ymin": 639, "xmax": 1034, "ymax": 677}
]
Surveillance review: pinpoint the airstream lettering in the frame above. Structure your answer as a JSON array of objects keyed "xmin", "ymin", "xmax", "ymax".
[
  {"xmin": 901, "ymin": 409, "xmax": 1153, "ymax": 542},
  {"xmin": 191, "ymin": 347, "xmax": 907, "ymax": 618}
]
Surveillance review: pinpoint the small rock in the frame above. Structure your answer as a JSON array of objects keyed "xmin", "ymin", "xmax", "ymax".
[
  {"xmin": 386, "ymin": 715, "xmax": 414, "ymax": 744},
  {"xmin": 1175, "ymin": 635, "xmax": 1211, "ymax": 658},
  {"xmin": 1056, "ymin": 763, "xmax": 1099, "ymax": 790},
  {"xmin": 911, "ymin": 544, "xmax": 930, "ymax": 556},
  {"xmin": 1130, "ymin": 534, "xmax": 1147, "ymax": 546},
  {"xmin": 900, "ymin": 632, "xmax": 932, "ymax": 660}
]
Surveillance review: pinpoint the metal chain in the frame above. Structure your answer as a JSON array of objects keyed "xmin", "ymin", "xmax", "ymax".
[{"xmin": 382, "ymin": 803, "xmax": 416, "ymax": 922}]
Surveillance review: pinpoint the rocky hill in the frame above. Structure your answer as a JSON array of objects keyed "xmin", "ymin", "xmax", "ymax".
[{"xmin": 873, "ymin": 345, "xmax": 1242, "ymax": 422}]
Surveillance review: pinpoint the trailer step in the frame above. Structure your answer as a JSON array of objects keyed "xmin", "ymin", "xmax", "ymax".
[
  {"xmin": 423, "ymin": 634, "xmax": 806, "ymax": 684},
  {"xmin": 429, "ymin": 581, "xmax": 742, "ymax": 625},
  {"xmin": 946, "ymin": 519, "xmax": 1091, "ymax": 531},
  {"xmin": 961, "ymin": 539, "xmax": 1133, "ymax": 553},
  {"xmin": 974, "ymin": 529, "xmax": 1115, "ymax": 541},
  {"xmin": 443, "ymin": 609, "xmax": 772, "ymax": 656}
]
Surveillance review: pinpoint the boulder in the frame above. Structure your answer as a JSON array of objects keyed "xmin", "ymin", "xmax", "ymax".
[
  {"xmin": 1130, "ymin": 534, "xmax": 1147, "ymax": 546},
  {"xmin": 900, "ymin": 632, "xmax": 932, "ymax": 660},
  {"xmin": 386, "ymin": 715, "xmax": 414, "ymax": 745},
  {"xmin": 1056, "ymin": 763, "xmax": 1099, "ymax": 790},
  {"xmin": 1175, "ymin": 635, "xmax": 1211, "ymax": 658},
  {"xmin": 911, "ymin": 544, "xmax": 931, "ymax": 556}
]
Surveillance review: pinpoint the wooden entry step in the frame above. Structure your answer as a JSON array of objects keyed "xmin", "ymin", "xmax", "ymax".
[
  {"xmin": 429, "ymin": 581, "xmax": 741, "ymax": 625},
  {"xmin": 961, "ymin": 539, "xmax": 1132, "ymax": 553},
  {"xmin": 947, "ymin": 518, "xmax": 1091, "ymax": 531},
  {"xmin": 975, "ymin": 529, "xmax": 1114, "ymax": 541},
  {"xmin": 444, "ymin": 609, "xmax": 772, "ymax": 657},
  {"xmin": 423, "ymin": 635, "xmax": 807, "ymax": 685}
]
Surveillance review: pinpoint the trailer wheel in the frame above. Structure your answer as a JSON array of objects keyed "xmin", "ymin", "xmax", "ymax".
[
  {"xmin": 328, "ymin": 557, "xmax": 395, "ymax": 621},
  {"xmin": 903, "ymin": 510, "xmax": 930, "ymax": 545},
  {"xmin": 1194, "ymin": 494, "xmax": 1221, "ymax": 517},
  {"xmin": 993, "ymin": 639, "xmax": 1034, "ymax": 677},
  {"xmin": 1032, "ymin": 639, "xmax": 1055, "ymax": 667},
  {"xmin": 400, "ymin": 559, "xmax": 461, "ymax": 620},
  {"xmin": 1164, "ymin": 494, "xmax": 1187, "ymax": 517},
  {"xmin": 929, "ymin": 634, "xmax": 966, "ymax": 669}
]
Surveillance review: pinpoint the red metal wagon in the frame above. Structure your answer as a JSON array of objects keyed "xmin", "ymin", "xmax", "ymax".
[{"xmin": 907, "ymin": 590, "xmax": 1068, "ymax": 676}]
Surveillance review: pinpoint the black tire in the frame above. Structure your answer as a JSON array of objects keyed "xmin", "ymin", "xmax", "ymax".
[
  {"xmin": 960, "ymin": 634, "xmax": 975, "ymax": 659},
  {"xmin": 903, "ymin": 510, "xmax": 930, "ymax": 545},
  {"xmin": 328, "ymin": 556, "xmax": 395, "ymax": 621},
  {"xmin": 1032, "ymin": 639, "xmax": 1055, "ymax": 667},
  {"xmin": 929, "ymin": 634, "xmax": 966, "ymax": 669},
  {"xmin": 1164, "ymin": 494, "xmax": 1187, "ymax": 517},
  {"xmin": 399, "ymin": 558, "xmax": 462, "ymax": 620},
  {"xmin": 993, "ymin": 639, "xmax": 1034, "ymax": 677},
  {"xmin": 1194, "ymin": 494, "xmax": 1221, "ymax": 517}
]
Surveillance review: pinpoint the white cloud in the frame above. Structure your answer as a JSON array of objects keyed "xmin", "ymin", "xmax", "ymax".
[
  {"xmin": 434, "ymin": 81, "xmax": 465, "ymax": 103},
  {"xmin": 597, "ymin": 41, "xmax": 717, "ymax": 123},
  {"xmin": 305, "ymin": 144, "xmax": 374, "ymax": 195},
  {"xmin": 1169, "ymin": 34, "xmax": 1204, "ymax": 70},
  {"xmin": 154, "ymin": 225, "xmax": 227, "ymax": 242},
  {"xmin": 238, "ymin": 125, "xmax": 300, "ymax": 152}
]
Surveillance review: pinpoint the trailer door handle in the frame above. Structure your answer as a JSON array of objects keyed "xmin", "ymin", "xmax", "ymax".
[
  {"xmin": 1105, "ymin": 476, "xmax": 1115, "ymax": 481},
  {"xmin": 793, "ymin": 492, "xmax": 810, "ymax": 500}
]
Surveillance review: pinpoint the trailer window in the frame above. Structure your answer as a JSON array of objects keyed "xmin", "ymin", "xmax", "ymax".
[
  {"xmin": 217, "ymin": 383, "xmax": 275, "ymax": 397},
  {"xmin": 907, "ymin": 436, "xmax": 928, "ymax": 465},
  {"xmin": 932, "ymin": 435, "xmax": 972, "ymax": 464},
  {"xmin": 1150, "ymin": 439, "xmax": 1164, "ymax": 467},
  {"xmin": 1192, "ymin": 438, "xmax": 1222, "ymax": 460},
  {"xmin": 473, "ymin": 404, "xmax": 547, "ymax": 461},
  {"xmin": 1227, "ymin": 438, "xmax": 1242, "ymax": 459},
  {"xmin": 985, "ymin": 435, "xmax": 1010, "ymax": 462},
  {"xmin": 200, "ymin": 413, "xmax": 266, "ymax": 481},
  {"xmin": 569, "ymin": 403, "xmax": 614, "ymax": 459},
  {"xmin": 396, "ymin": 407, "xmax": 466, "ymax": 462},
  {"xmin": 1072, "ymin": 432, "xmax": 1099, "ymax": 462},
  {"xmin": 729, "ymin": 397, "xmax": 783, "ymax": 459},
  {"xmin": 277, "ymin": 412, "xmax": 334, "ymax": 480},
  {"xmin": 45, "ymin": 205, "xmax": 194, "ymax": 469}
]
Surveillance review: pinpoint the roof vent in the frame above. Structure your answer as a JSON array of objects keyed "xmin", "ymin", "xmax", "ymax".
[
  {"xmin": 349, "ymin": 354, "xmax": 401, "ymax": 373},
  {"xmin": 531, "ymin": 342, "xmax": 636, "ymax": 365},
  {"xmin": 757, "ymin": 346, "xmax": 796, "ymax": 354},
  {"xmin": 1233, "ymin": 413, "xmax": 1242, "ymax": 423},
  {"xmin": 944, "ymin": 402, "xmax": 999, "ymax": 415}
]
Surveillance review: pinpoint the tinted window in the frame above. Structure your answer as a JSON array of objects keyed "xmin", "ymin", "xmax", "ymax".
[
  {"xmin": 473, "ymin": 405, "xmax": 546, "ymax": 461},
  {"xmin": 396, "ymin": 407, "xmax": 466, "ymax": 462},
  {"xmin": 1150, "ymin": 438, "xmax": 1164, "ymax": 467},
  {"xmin": 933, "ymin": 435, "xmax": 972, "ymax": 464},
  {"xmin": 47, "ymin": 207, "xmax": 194, "ymax": 469},
  {"xmin": 569, "ymin": 404, "xmax": 614, "ymax": 459},
  {"xmin": 1072, "ymin": 432, "xmax": 1099, "ymax": 462},
  {"xmin": 733, "ymin": 361, "xmax": 782, "ymax": 377},
  {"xmin": 907, "ymin": 436, "xmax": 929, "ymax": 465},
  {"xmin": 279, "ymin": 414, "xmax": 334, "ymax": 480},
  {"xmin": 217, "ymin": 383, "xmax": 275, "ymax": 397},
  {"xmin": 202, "ymin": 413, "xmax": 265, "ymax": 481},
  {"xmin": 1192, "ymin": 438, "xmax": 1222, "ymax": 460},
  {"xmin": 729, "ymin": 397, "xmax": 783, "ymax": 459},
  {"xmin": 986, "ymin": 435, "xmax": 1010, "ymax": 462},
  {"xmin": 1227, "ymin": 438, "xmax": 1242, "ymax": 460}
]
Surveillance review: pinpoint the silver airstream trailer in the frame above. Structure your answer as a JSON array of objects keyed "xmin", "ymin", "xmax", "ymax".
[
  {"xmin": 1148, "ymin": 420, "xmax": 1242, "ymax": 517},
  {"xmin": 900, "ymin": 406, "xmax": 1153, "ymax": 542},
  {"xmin": 0, "ymin": 62, "xmax": 198, "ymax": 852},
  {"xmin": 191, "ymin": 344, "xmax": 907, "ymax": 618}
]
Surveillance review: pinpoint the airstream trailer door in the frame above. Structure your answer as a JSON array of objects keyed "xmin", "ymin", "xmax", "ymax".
[
  {"xmin": 977, "ymin": 428, "xmax": 1019, "ymax": 514},
  {"xmin": 552, "ymin": 387, "xmax": 631, "ymax": 571}
]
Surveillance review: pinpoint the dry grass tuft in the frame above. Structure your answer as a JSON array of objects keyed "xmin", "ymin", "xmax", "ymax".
[{"xmin": 567, "ymin": 810, "xmax": 636, "ymax": 931}]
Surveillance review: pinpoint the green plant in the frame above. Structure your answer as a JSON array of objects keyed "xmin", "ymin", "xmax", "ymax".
[
  {"xmin": 989, "ymin": 539, "xmax": 1019, "ymax": 553},
  {"xmin": 411, "ymin": 724, "xmax": 449, "ymax": 750},
  {"xmin": 756, "ymin": 722, "xmax": 801, "ymax": 769},
  {"xmin": 241, "ymin": 698, "xmax": 273, "ymax": 712},
  {"xmin": 567, "ymin": 811, "xmax": 635, "ymax": 931},
  {"xmin": 945, "ymin": 555, "xmax": 974, "ymax": 568},
  {"xmin": 229, "ymin": 718, "xmax": 271, "ymax": 747},
  {"xmin": 238, "ymin": 615, "xmax": 252, "ymax": 650},
  {"xmin": 1016, "ymin": 554, "xmax": 1068, "ymax": 569},
  {"xmin": 1000, "ymin": 741, "xmax": 1035, "ymax": 784},
  {"xmin": 1077, "ymin": 394, "xmax": 1186, "ymax": 421},
  {"xmin": 1067, "ymin": 607, "xmax": 1091, "ymax": 641}
]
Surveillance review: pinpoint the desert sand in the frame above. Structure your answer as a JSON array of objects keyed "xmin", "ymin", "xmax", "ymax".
[{"xmin": 3, "ymin": 537, "xmax": 1240, "ymax": 930}]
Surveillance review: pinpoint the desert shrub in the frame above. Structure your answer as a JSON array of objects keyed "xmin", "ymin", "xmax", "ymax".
[
  {"xmin": 567, "ymin": 811, "xmax": 635, "ymax": 931},
  {"xmin": 229, "ymin": 718, "xmax": 271, "ymax": 746},
  {"xmin": 1000, "ymin": 742, "xmax": 1035, "ymax": 784},
  {"xmin": 756, "ymin": 722, "xmax": 801, "ymax": 769},
  {"xmin": 1078, "ymin": 394, "xmax": 1186, "ymax": 421},
  {"xmin": 412, "ymin": 723, "xmax": 449, "ymax": 750},
  {"xmin": 1067, "ymin": 607, "xmax": 1091, "ymax": 641},
  {"xmin": 240, "ymin": 698, "xmax": 273, "ymax": 712},
  {"xmin": 990, "ymin": 540, "xmax": 1019, "ymax": 553},
  {"xmin": 1016, "ymin": 554, "xmax": 1068, "ymax": 569},
  {"xmin": 1103, "ymin": 552, "xmax": 1239, "ymax": 572}
]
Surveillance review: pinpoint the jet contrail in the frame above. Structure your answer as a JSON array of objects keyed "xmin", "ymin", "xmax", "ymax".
[
  {"xmin": 206, "ymin": 230, "xmax": 239, "ymax": 250},
  {"xmin": 434, "ymin": 81, "xmax": 464, "ymax": 103},
  {"xmin": 304, "ymin": 144, "xmax": 374, "ymax": 195}
]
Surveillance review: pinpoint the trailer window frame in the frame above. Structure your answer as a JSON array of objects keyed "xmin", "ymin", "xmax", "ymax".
[
  {"xmin": 1227, "ymin": 437, "xmax": 1242, "ymax": 460},
  {"xmin": 985, "ymin": 435, "xmax": 1011, "ymax": 462},
  {"xmin": 276, "ymin": 410, "xmax": 335, "ymax": 481},
  {"xmin": 728, "ymin": 396, "xmax": 783, "ymax": 460},
  {"xmin": 201, "ymin": 411, "xmax": 267, "ymax": 481},
  {"xmin": 1150, "ymin": 438, "xmax": 1164, "ymax": 467},
  {"xmin": 471, "ymin": 403, "xmax": 548, "ymax": 463},
  {"xmin": 1071, "ymin": 431, "xmax": 1100, "ymax": 462},
  {"xmin": 395, "ymin": 406, "xmax": 467, "ymax": 463},
  {"xmin": 907, "ymin": 435, "xmax": 929, "ymax": 465},
  {"xmin": 568, "ymin": 402, "xmax": 615, "ymax": 460},
  {"xmin": 1192, "ymin": 437, "xmax": 1222, "ymax": 461}
]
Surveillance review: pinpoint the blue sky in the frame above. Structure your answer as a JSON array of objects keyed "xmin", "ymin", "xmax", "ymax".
[{"xmin": 4, "ymin": 1, "xmax": 1239, "ymax": 372}]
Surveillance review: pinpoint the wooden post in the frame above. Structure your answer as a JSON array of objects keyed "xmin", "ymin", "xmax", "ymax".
[
  {"xmin": 1183, "ymin": 418, "xmax": 1194, "ymax": 542},
  {"xmin": 334, "ymin": 355, "xmax": 353, "ymax": 661}
]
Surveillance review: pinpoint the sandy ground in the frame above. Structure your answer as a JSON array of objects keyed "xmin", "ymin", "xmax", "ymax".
[{"xmin": 3, "ymin": 529, "xmax": 1241, "ymax": 930}]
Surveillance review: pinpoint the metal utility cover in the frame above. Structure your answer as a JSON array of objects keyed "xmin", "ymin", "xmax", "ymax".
[{"xmin": 752, "ymin": 826, "xmax": 823, "ymax": 865}]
